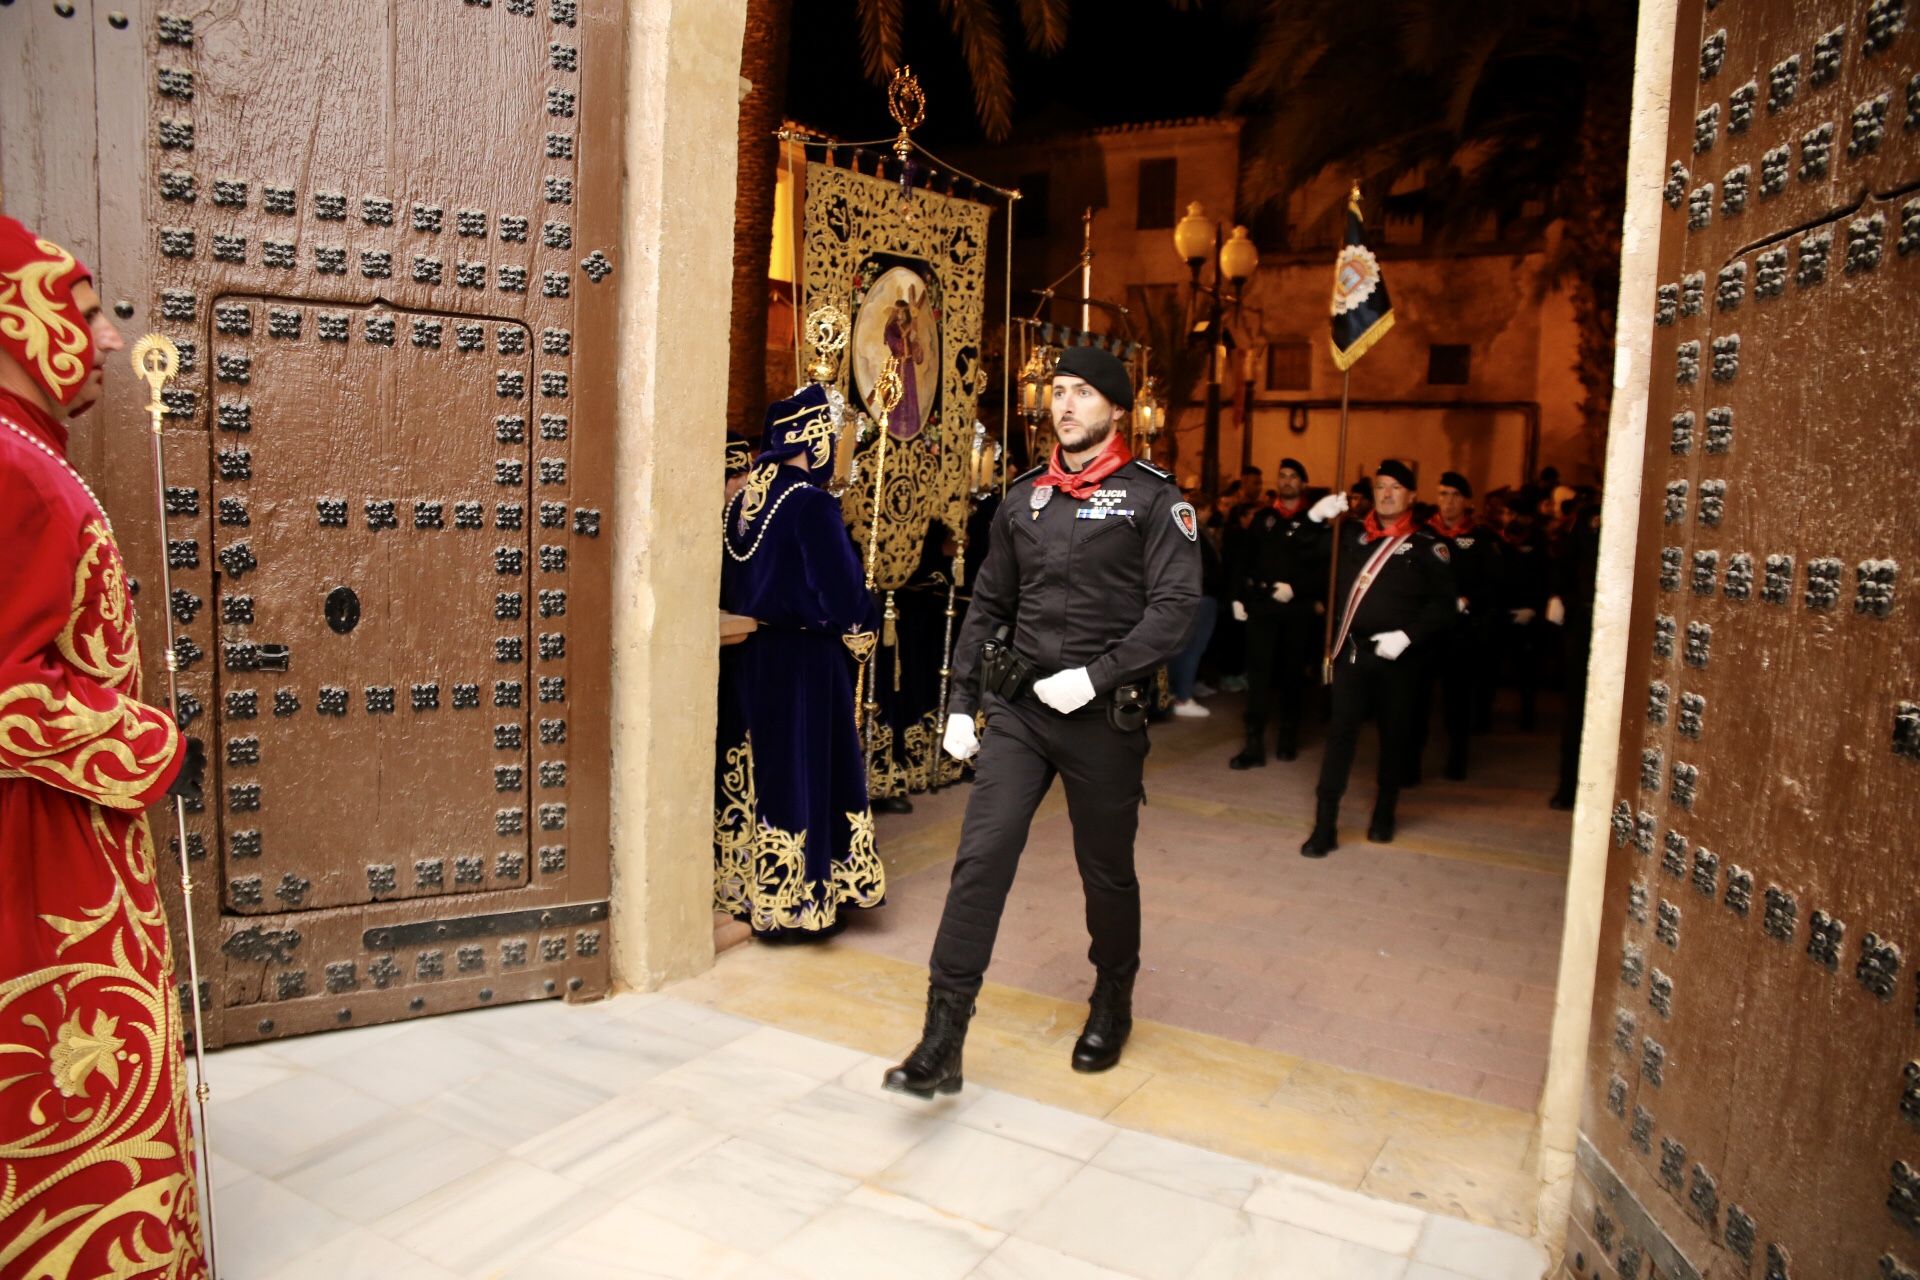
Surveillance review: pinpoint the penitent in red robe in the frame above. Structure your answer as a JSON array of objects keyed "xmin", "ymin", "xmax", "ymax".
[{"xmin": 0, "ymin": 388, "xmax": 206, "ymax": 1279}]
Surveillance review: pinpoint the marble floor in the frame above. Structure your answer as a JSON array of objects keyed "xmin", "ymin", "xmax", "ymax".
[
  {"xmin": 843, "ymin": 690, "xmax": 1573, "ymax": 1108},
  {"xmin": 201, "ymin": 990, "xmax": 1550, "ymax": 1279}
]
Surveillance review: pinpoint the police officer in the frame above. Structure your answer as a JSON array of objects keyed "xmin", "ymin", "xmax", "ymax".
[
  {"xmin": 1229, "ymin": 458, "xmax": 1324, "ymax": 766},
  {"xmin": 884, "ymin": 346, "xmax": 1201, "ymax": 1097},
  {"xmin": 1409, "ymin": 471, "xmax": 1504, "ymax": 781},
  {"xmin": 1299, "ymin": 461, "xmax": 1457, "ymax": 857}
]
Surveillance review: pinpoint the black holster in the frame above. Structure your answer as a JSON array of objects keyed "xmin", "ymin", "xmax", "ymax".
[
  {"xmin": 1108, "ymin": 683, "xmax": 1147, "ymax": 732},
  {"xmin": 979, "ymin": 626, "xmax": 1038, "ymax": 701}
]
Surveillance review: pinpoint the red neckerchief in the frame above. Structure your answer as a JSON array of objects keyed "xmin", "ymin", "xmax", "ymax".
[
  {"xmin": 1034, "ymin": 432, "xmax": 1132, "ymax": 499},
  {"xmin": 0, "ymin": 387, "xmax": 67, "ymax": 455},
  {"xmin": 1361, "ymin": 509, "xmax": 1415, "ymax": 543},
  {"xmin": 1272, "ymin": 496, "xmax": 1305, "ymax": 518},
  {"xmin": 1428, "ymin": 513, "xmax": 1472, "ymax": 539}
]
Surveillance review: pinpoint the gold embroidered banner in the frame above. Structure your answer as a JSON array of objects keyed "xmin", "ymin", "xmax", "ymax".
[{"xmin": 801, "ymin": 162, "xmax": 990, "ymax": 589}]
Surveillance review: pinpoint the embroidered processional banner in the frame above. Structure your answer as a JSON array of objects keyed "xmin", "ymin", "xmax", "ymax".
[{"xmin": 801, "ymin": 162, "xmax": 991, "ymax": 592}]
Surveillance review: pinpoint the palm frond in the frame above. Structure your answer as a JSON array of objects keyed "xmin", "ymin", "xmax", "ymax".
[
  {"xmin": 1014, "ymin": 0, "xmax": 1070, "ymax": 54},
  {"xmin": 854, "ymin": 0, "xmax": 905, "ymax": 82},
  {"xmin": 939, "ymin": 0, "xmax": 1015, "ymax": 139}
]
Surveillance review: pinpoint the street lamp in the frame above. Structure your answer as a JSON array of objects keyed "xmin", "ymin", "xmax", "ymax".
[{"xmin": 1172, "ymin": 202, "xmax": 1259, "ymax": 497}]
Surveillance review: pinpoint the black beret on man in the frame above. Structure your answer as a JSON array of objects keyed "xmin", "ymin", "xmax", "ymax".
[
  {"xmin": 1278, "ymin": 457, "xmax": 1308, "ymax": 482},
  {"xmin": 1376, "ymin": 458, "xmax": 1416, "ymax": 489},
  {"xmin": 1053, "ymin": 345, "xmax": 1134, "ymax": 409},
  {"xmin": 1438, "ymin": 470, "xmax": 1472, "ymax": 498}
]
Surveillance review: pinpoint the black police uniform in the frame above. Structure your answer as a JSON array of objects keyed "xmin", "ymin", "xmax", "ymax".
[
  {"xmin": 1409, "ymin": 515, "xmax": 1505, "ymax": 781},
  {"xmin": 931, "ymin": 458, "xmax": 1200, "ymax": 1001},
  {"xmin": 1230, "ymin": 500, "xmax": 1325, "ymax": 765},
  {"xmin": 1496, "ymin": 523, "xmax": 1552, "ymax": 730},
  {"xmin": 1303, "ymin": 518, "xmax": 1457, "ymax": 853}
]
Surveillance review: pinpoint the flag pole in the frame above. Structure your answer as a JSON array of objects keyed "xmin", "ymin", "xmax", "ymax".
[{"xmin": 1321, "ymin": 367, "xmax": 1350, "ymax": 684}]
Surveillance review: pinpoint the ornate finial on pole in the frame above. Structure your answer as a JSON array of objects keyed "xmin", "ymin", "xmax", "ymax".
[
  {"xmin": 888, "ymin": 65, "xmax": 926, "ymax": 162},
  {"xmin": 804, "ymin": 304, "xmax": 851, "ymax": 385},
  {"xmin": 130, "ymin": 333, "xmax": 180, "ymax": 434},
  {"xmin": 888, "ymin": 66, "xmax": 928, "ymax": 217}
]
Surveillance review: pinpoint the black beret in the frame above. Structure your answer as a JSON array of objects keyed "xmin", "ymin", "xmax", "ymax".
[
  {"xmin": 1438, "ymin": 470, "xmax": 1472, "ymax": 498},
  {"xmin": 1053, "ymin": 345, "xmax": 1134, "ymax": 410},
  {"xmin": 1277, "ymin": 457, "xmax": 1308, "ymax": 482},
  {"xmin": 1375, "ymin": 458, "xmax": 1417, "ymax": 490}
]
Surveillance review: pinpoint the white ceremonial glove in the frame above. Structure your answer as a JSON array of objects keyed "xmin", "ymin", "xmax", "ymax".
[
  {"xmin": 1034, "ymin": 667, "xmax": 1097, "ymax": 714},
  {"xmin": 942, "ymin": 714, "xmax": 980, "ymax": 761},
  {"xmin": 1271, "ymin": 582, "xmax": 1295, "ymax": 604},
  {"xmin": 1231, "ymin": 600, "xmax": 1249, "ymax": 622},
  {"xmin": 1547, "ymin": 596, "xmax": 1568, "ymax": 626},
  {"xmin": 1510, "ymin": 608, "xmax": 1537, "ymax": 625},
  {"xmin": 1308, "ymin": 492, "xmax": 1349, "ymax": 524},
  {"xmin": 1371, "ymin": 630, "xmax": 1412, "ymax": 661},
  {"xmin": 1456, "ymin": 596, "xmax": 1470, "ymax": 614}
]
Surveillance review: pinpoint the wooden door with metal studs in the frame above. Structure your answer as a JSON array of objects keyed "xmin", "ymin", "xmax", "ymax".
[{"xmin": 1, "ymin": 0, "xmax": 624, "ymax": 1048}]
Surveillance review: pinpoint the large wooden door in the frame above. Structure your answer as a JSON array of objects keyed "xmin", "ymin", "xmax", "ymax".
[
  {"xmin": 1568, "ymin": 2, "xmax": 1919, "ymax": 1276},
  {"xmin": 1, "ymin": 1, "xmax": 622, "ymax": 1047}
]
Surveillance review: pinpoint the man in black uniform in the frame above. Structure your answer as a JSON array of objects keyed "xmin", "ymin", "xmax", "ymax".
[
  {"xmin": 884, "ymin": 345, "xmax": 1201, "ymax": 1097},
  {"xmin": 1409, "ymin": 471, "xmax": 1504, "ymax": 781},
  {"xmin": 1299, "ymin": 461, "xmax": 1457, "ymax": 856},
  {"xmin": 1229, "ymin": 458, "xmax": 1324, "ymax": 767}
]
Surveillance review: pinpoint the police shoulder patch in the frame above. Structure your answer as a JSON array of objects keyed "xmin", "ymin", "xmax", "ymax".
[
  {"xmin": 1131, "ymin": 459, "xmax": 1174, "ymax": 481},
  {"xmin": 1171, "ymin": 501, "xmax": 1199, "ymax": 542}
]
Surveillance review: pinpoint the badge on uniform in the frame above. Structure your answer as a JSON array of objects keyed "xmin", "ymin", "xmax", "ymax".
[
  {"xmin": 1456, "ymin": 536, "xmax": 1475, "ymax": 549},
  {"xmin": 1171, "ymin": 501, "xmax": 1198, "ymax": 542},
  {"xmin": 1029, "ymin": 485, "xmax": 1053, "ymax": 520},
  {"xmin": 1432, "ymin": 542, "xmax": 1451, "ymax": 562}
]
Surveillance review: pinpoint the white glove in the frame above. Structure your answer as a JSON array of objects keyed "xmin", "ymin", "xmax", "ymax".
[
  {"xmin": 1547, "ymin": 596, "xmax": 1567, "ymax": 626},
  {"xmin": 1456, "ymin": 596, "xmax": 1469, "ymax": 614},
  {"xmin": 942, "ymin": 714, "xmax": 979, "ymax": 761},
  {"xmin": 1308, "ymin": 493, "xmax": 1349, "ymax": 524},
  {"xmin": 1033, "ymin": 667, "xmax": 1096, "ymax": 714},
  {"xmin": 1371, "ymin": 630, "xmax": 1411, "ymax": 660},
  {"xmin": 1510, "ymin": 608, "xmax": 1537, "ymax": 625},
  {"xmin": 1270, "ymin": 582, "xmax": 1295, "ymax": 604},
  {"xmin": 1231, "ymin": 600, "xmax": 1248, "ymax": 622}
]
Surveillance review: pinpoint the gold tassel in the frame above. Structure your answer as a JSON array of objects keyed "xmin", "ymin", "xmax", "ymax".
[
  {"xmin": 884, "ymin": 592, "xmax": 900, "ymax": 691},
  {"xmin": 952, "ymin": 547, "xmax": 965, "ymax": 588}
]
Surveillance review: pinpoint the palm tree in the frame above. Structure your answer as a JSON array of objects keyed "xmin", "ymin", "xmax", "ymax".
[
  {"xmin": 1226, "ymin": 0, "xmax": 1636, "ymax": 472},
  {"xmin": 726, "ymin": 0, "xmax": 1076, "ymax": 436}
]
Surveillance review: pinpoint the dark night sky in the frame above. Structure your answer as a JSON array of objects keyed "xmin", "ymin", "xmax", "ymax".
[{"xmin": 784, "ymin": 0, "xmax": 1255, "ymax": 146}]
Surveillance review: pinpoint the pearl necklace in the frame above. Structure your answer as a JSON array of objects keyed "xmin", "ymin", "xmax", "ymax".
[
  {"xmin": 722, "ymin": 481, "xmax": 807, "ymax": 563},
  {"xmin": 1, "ymin": 412, "xmax": 112, "ymax": 537}
]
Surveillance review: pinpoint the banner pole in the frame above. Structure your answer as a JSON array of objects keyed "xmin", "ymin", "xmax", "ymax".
[{"xmin": 1321, "ymin": 368, "xmax": 1351, "ymax": 684}]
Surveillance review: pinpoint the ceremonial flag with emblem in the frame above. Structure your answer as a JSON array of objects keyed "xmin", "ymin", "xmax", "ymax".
[{"xmin": 1329, "ymin": 185, "xmax": 1394, "ymax": 371}]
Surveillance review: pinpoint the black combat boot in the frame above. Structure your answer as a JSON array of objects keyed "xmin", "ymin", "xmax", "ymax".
[
  {"xmin": 1071, "ymin": 971, "xmax": 1135, "ymax": 1073},
  {"xmin": 1299, "ymin": 795, "xmax": 1340, "ymax": 858},
  {"xmin": 1368, "ymin": 792, "xmax": 1398, "ymax": 843},
  {"xmin": 883, "ymin": 987, "xmax": 973, "ymax": 1099},
  {"xmin": 1228, "ymin": 735, "xmax": 1266, "ymax": 770}
]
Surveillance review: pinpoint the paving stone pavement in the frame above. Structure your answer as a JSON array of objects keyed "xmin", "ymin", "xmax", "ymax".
[
  {"xmin": 203, "ymin": 991, "xmax": 1549, "ymax": 1279},
  {"xmin": 843, "ymin": 691, "xmax": 1573, "ymax": 1109}
]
